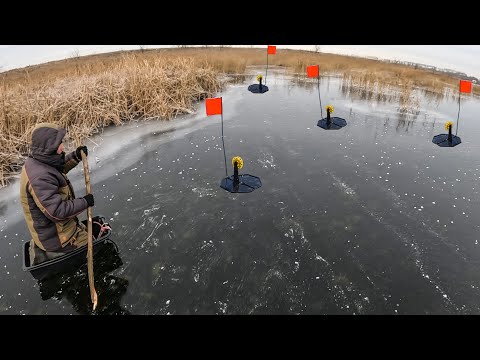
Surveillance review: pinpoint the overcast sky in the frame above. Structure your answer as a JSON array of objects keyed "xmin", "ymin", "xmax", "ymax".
[{"xmin": 1, "ymin": 45, "xmax": 479, "ymax": 79}]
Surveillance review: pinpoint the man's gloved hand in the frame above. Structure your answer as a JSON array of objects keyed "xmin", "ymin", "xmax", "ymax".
[
  {"xmin": 75, "ymin": 146, "xmax": 88, "ymax": 161},
  {"xmin": 83, "ymin": 194, "xmax": 94, "ymax": 207}
]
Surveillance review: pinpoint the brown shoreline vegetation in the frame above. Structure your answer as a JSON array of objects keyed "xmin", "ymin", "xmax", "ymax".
[{"xmin": 1, "ymin": 47, "xmax": 478, "ymax": 187}]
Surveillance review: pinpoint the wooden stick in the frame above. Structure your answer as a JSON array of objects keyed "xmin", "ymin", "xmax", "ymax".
[{"xmin": 78, "ymin": 143, "xmax": 98, "ymax": 311}]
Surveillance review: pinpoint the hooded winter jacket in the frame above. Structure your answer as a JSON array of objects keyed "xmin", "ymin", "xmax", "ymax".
[{"xmin": 19, "ymin": 123, "xmax": 88, "ymax": 252}]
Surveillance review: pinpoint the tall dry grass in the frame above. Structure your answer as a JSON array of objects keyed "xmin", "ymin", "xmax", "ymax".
[
  {"xmin": 0, "ymin": 47, "xmax": 477, "ymax": 186},
  {"xmin": 5, "ymin": 48, "xmax": 473, "ymax": 93},
  {"xmin": 0, "ymin": 54, "xmax": 222, "ymax": 186}
]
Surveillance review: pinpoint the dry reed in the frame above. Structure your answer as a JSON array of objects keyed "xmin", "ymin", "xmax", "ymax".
[{"xmin": 0, "ymin": 53, "xmax": 222, "ymax": 186}]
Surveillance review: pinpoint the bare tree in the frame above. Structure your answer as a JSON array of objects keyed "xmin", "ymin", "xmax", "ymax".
[
  {"xmin": 71, "ymin": 49, "xmax": 80, "ymax": 59},
  {"xmin": 139, "ymin": 45, "xmax": 147, "ymax": 52},
  {"xmin": 313, "ymin": 45, "xmax": 321, "ymax": 53}
]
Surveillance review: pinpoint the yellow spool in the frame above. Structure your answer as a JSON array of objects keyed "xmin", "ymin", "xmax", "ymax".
[
  {"xmin": 444, "ymin": 121, "xmax": 454, "ymax": 131},
  {"xmin": 232, "ymin": 156, "xmax": 243, "ymax": 169}
]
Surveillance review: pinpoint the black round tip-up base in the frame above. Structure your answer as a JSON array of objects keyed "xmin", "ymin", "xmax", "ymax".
[
  {"xmin": 432, "ymin": 134, "xmax": 462, "ymax": 147},
  {"xmin": 317, "ymin": 117, "xmax": 348, "ymax": 130},
  {"xmin": 220, "ymin": 174, "xmax": 262, "ymax": 193},
  {"xmin": 248, "ymin": 84, "xmax": 269, "ymax": 94}
]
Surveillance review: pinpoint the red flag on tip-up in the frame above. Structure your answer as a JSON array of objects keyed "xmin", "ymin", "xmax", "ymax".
[
  {"xmin": 307, "ymin": 65, "xmax": 319, "ymax": 78},
  {"xmin": 267, "ymin": 45, "xmax": 276, "ymax": 55},
  {"xmin": 459, "ymin": 80, "xmax": 472, "ymax": 93},
  {"xmin": 206, "ymin": 97, "xmax": 222, "ymax": 116}
]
